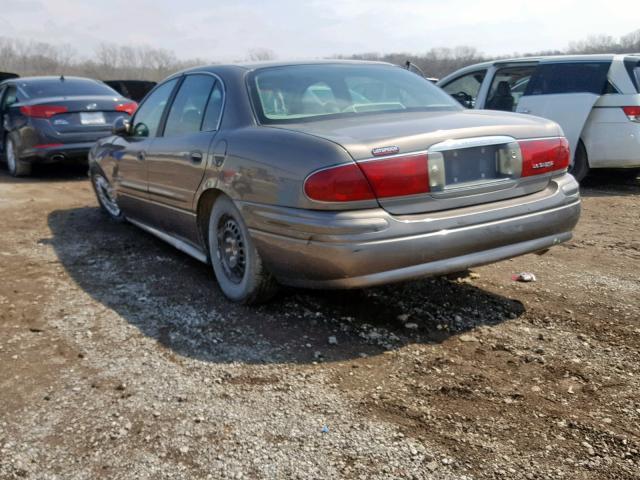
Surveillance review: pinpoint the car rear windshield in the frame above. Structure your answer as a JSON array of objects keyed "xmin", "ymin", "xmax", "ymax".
[
  {"xmin": 248, "ymin": 64, "xmax": 461, "ymax": 124},
  {"xmin": 18, "ymin": 78, "xmax": 119, "ymax": 99},
  {"xmin": 525, "ymin": 62, "xmax": 612, "ymax": 96}
]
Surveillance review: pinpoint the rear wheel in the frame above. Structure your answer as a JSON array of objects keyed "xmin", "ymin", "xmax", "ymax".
[
  {"xmin": 208, "ymin": 195, "xmax": 278, "ymax": 304},
  {"xmin": 569, "ymin": 140, "xmax": 589, "ymax": 182},
  {"xmin": 4, "ymin": 136, "xmax": 31, "ymax": 177},
  {"xmin": 91, "ymin": 171, "xmax": 125, "ymax": 222}
]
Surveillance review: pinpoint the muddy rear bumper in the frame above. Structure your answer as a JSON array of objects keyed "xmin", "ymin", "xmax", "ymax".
[{"xmin": 241, "ymin": 174, "xmax": 581, "ymax": 288}]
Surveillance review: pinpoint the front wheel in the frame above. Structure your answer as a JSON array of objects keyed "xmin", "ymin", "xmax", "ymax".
[
  {"xmin": 569, "ymin": 140, "xmax": 589, "ymax": 182},
  {"xmin": 208, "ymin": 195, "xmax": 278, "ymax": 304},
  {"xmin": 91, "ymin": 171, "xmax": 125, "ymax": 222},
  {"xmin": 4, "ymin": 136, "xmax": 31, "ymax": 177}
]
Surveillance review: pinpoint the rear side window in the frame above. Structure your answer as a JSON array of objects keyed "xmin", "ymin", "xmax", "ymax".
[
  {"xmin": 164, "ymin": 74, "xmax": 215, "ymax": 137},
  {"xmin": 624, "ymin": 59, "xmax": 640, "ymax": 92},
  {"xmin": 19, "ymin": 78, "xmax": 119, "ymax": 99},
  {"xmin": 201, "ymin": 81, "xmax": 224, "ymax": 131},
  {"xmin": 524, "ymin": 62, "xmax": 611, "ymax": 96}
]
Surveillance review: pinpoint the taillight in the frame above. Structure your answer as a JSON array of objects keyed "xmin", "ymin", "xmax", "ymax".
[
  {"xmin": 20, "ymin": 105, "xmax": 68, "ymax": 118},
  {"xmin": 519, "ymin": 138, "xmax": 570, "ymax": 177},
  {"xmin": 304, "ymin": 163, "xmax": 375, "ymax": 202},
  {"xmin": 358, "ymin": 153, "xmax": 430, "ymax": 198},
  {"xmin": 304, "ymin": 154, "xmax": 432, "ymax": 202},
  {"xmin": 622, "ymin": 106, "xmax": 640, "ymax": 122},
  {"xmin": 115, "ymin": 102, "xmax": 138, "ymax": 116}
]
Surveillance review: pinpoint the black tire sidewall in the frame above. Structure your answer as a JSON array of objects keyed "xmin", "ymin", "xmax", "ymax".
[
  {"xmin": 208, "ymin": 196, "xmax": 260, "ymax": 302},
  {"xmin": 570, "ymin": 141, "xmax": 589, "ymax": 182}
]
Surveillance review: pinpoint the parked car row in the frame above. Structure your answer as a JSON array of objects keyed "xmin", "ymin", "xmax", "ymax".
[
  {"xmin": 0, "ymin": 75, "xmax": 139, "ymax": 176},
  {"xmin": 438, "ymin": 54, "xmax": 640, "ymax": 180}
]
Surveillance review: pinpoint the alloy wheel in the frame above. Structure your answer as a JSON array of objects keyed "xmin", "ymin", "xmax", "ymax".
[
  {"xmin": 93, "ymin": 174, "xmax": 121, "ymax": 217},
  {"xmin": 5, "ymin": 138, "xmax": 16, "ymax": 173}
]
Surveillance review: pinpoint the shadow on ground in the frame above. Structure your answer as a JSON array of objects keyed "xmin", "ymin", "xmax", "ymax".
[
  {"xmin": 47, "ymin": 206, "xmax": 525, "ymax": 365},
  {"xmin": 0, "ymin": 163, "xmax": 88, "ymax": 184},
  {"xmin": 580, "ymin": 169, "xmax": 639, "ymax": 197}
]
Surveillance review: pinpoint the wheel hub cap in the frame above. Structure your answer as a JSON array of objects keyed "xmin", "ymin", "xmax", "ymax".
[{"xmin": 217, "ymin": 216, "xmax": 246, "ymax": 284}]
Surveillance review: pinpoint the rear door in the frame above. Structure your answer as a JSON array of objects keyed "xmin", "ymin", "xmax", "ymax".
[
  {"xmin": 516, "ymin": 61, "xmax": 611, "ymax": 161},
  {"xmin": 112, "ymin": 78, "xmax": 179, "ymax": 220},
  {"xmin": 482, "ymin": 63, "xmax": 538, "ymax": 112},
  {"xmin": 145, "ymin": 73, "xmax": 224, "ymax": 243}
]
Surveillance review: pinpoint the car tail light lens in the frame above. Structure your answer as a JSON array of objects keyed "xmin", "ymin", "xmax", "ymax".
[
  {"xmin": 20, "ymin": 105, "xmax": 68, "ymax": 118},
  {"xmin": 622, "ymin": 106, "xmax": 640, "ymax": 122},
  {"xmin": 358, "ymin": 153, "xmax": 430, "ymax": 198},
  {"xmin": 304, "ymin": 163, "xmax": 376, "ymax": 202},
  {"xmin": 304, "ymin": 154, "xmax": 433, "ymax": 202},
  {"xmin": 519, "ymin": 137, "xmax": 570, "ymax": 177},
  {"xmin": 115, "ymin": 102, "xmax": 138, "ymax": 116}
]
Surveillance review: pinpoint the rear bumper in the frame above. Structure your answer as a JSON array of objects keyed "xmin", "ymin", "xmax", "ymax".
[
  {"xmin": 241, "ymin": 174, "xmax": 581, "ymax": 289},
  {"xmin": 20, "ymin": 142, "xmax": 96, "ymax": 164}
]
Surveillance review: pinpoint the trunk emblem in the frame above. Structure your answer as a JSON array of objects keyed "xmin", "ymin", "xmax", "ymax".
[
  {"xmin": 86, "ymin": 103, "xmax": 98, "ymax": 110},
  {"xmin": 372, "ymin": 146, "xmax": 399, "ymax": 156}
]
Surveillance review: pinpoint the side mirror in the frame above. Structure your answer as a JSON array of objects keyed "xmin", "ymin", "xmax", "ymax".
[{"xmin": 112, "ymin": 117, "xmax": 130, "ymax": 136}]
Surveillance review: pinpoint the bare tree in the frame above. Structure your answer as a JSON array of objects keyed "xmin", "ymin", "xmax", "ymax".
[{"xmin": 247, "ymin": 48, "xmax": 276, "ymax": 61}]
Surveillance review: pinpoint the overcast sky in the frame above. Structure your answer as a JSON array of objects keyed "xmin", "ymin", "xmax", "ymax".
[{"xmin": 0, "ymin": 0, "xmax": 637, "ymax": 61}]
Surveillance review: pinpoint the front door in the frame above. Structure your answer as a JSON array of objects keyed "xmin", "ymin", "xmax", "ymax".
[
  {"xmin": 145, "ymin": 74, "xmax": 224, "ymax": 244},
  {"xmin": 112, "ymin": 78, "xmax": 179, "ymax": 221}
]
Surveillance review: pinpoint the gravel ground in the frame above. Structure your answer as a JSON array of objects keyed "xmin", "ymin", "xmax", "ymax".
[{"xmin": 0, "ymin": 166, "xmax": 639, "ymax": 479}]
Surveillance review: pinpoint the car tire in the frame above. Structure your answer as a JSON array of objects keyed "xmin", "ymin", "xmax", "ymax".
[
  {"xmin": 208, "ymin": 195, "xmax": 278, "ymax": 304},
  {"xmin": 91, "ymin": 170, "xmax": 125, "ymax": 222},
  {"xmin": 569, "ymin": 140, "xmax": 589, "ymax": 182},
  {"xmin": 4, "ymin": 136, "xmax": 31, "ymax": 177}
]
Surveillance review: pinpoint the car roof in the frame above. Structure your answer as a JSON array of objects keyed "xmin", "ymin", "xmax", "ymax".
[
  {"xmin": 437, "ymin": 53, "xmax": 640, "ymax": 85},
  {"xmin": 175, "ymin": 59, "xmax": 395, "ymax": 77},
  {"xmin": 455, "ymin": 53, "xmax": 640, "ymax": 70},
  {"xmin": 6, "ymin": 75, "xmax": 103, "ymax": 84}
]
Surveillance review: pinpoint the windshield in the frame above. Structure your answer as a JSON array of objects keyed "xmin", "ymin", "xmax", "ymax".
[
  {"xmin": 249, "ymin": 64, "xmax": 461, "ymax": 124},
  {"xmin": 19, "ymin": 78, "xmax": 119, "ymax": 99}
]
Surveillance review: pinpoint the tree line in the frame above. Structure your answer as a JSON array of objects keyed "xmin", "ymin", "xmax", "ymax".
[{"xmin": 1, "ymin": 30, "xmax": 639, "ymax": 82}]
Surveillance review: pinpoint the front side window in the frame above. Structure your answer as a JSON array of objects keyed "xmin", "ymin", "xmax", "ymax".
[
  {"xmin": 525, "ymin": 62, "xmax": 612, "ymax": 96},
  {"xmin": 249, "ymin": 64, "xmax": 460, "ymax": 124},
  {"xmin": 131, "ymin": 78, "xmax": 178, "ymax": 138},
  {"xmin": 441, "ymin": 70, "xmax": 487, "ymax": 108},
  {"xmin": 164, "ymin": 75, "xmax": 216, "ymax": 137},
  {"xmin": 485, "ymin": 65, "xmax": 536, "ymax": 112}
]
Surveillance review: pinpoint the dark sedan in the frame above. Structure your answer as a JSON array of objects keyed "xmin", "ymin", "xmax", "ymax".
[
  {"xmin": 90, "ymin": 61, "xmax": 580, "ymax": 304},
  {"xmin": 0, "ymin": 76, "xmax": 137, "ymax": 176}
]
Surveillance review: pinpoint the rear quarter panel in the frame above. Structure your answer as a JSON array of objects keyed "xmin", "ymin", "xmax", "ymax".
[{"xmin": 196, "ymin": 126, "xmax": 379, "ymax": 211}]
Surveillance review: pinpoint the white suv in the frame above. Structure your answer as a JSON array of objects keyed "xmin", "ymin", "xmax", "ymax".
[{"xmin": 438, "ymin": 54, "xmax": 640, "ymax": 181}]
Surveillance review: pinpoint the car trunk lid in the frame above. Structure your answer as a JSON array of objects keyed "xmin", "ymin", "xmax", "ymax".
[
  {"xmin": 279, "ymin": 110, "xmax": 563, "ymax": 214},
  {"xmin": 20, "ymin": 95, "xmax": 133, "ymax": 135}
]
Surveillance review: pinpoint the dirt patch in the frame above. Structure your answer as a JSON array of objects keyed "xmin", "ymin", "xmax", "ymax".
[{"xmin": 0, "ymin": 166, "xmax": 638, "ymax": 479}]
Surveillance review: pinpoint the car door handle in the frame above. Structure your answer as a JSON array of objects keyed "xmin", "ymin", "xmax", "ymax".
[
  {"xmin": 189, "ymin": 151, "xmax": 203, "ymax": 163},
  {"xmin": 137, "ymin": 151, "xmax": 146, "ymax": 161}
]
